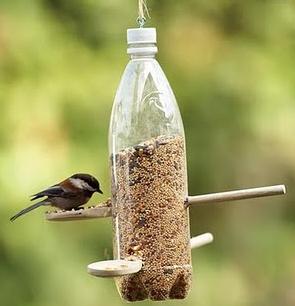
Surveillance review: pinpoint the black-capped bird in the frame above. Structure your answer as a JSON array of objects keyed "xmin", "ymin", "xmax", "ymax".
[{"xmin": 10, "ymin": 173, "xmax": 103, "ymax": 222}]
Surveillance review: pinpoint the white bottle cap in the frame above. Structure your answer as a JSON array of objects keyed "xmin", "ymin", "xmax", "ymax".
[{"xmin": 127, "ymin": 28, "xmax": 158, "ymax": 55}]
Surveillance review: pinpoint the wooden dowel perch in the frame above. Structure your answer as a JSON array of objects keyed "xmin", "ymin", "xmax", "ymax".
[
  {"xmin": 46, "ymin": 184, "xmax": 286, "ymax": 221},
  {"xmin": 190, "ymin": 233, "xmax": 214, "ymax": 249},
  {"xmin": 46, "ymin": 200, "xmax": 112, "ymax": 221},
  {"xmin": 187, "ymin": 185, "xmax": 286, "ymax": 207}
]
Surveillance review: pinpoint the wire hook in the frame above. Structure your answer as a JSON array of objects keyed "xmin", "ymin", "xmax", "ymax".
[{"xmin": 137, "ymin": 0, "xmax": 150, "ymax": 28}]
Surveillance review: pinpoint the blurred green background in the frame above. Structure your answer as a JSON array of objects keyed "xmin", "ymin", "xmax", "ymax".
[{"xmin": 0, "ymin": 1, "xmax": 294, "ymax": 305}]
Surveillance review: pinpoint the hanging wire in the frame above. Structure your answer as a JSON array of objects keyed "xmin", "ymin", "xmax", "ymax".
[{"xmin": 137, "ymin": 0, "xmax": 150, "ymax": 28}]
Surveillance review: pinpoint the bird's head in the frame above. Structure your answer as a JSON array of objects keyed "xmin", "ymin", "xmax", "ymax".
[{"xmin": 70, "ymin": 173, "xmax": 103, "ymax": 194}]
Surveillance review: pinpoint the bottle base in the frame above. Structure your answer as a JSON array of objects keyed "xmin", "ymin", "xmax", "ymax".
[{"xmin": 116, "ymin": 266, "xmax": 192, "ymax": 302}]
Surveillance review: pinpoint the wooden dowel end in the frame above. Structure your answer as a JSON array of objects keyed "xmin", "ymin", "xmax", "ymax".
[
  {"xmin": 190, "ymin": 233, "xmax": 214, "ymax": 249},
  {"xmin": 187, "ymin": 184, "xmax": 286, "ymax": 207}
]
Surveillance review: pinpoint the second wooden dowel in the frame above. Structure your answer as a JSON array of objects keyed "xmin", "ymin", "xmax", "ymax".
[{"xmin": 187, "ymin": 185, "xmax": 286, "ymax": 206}]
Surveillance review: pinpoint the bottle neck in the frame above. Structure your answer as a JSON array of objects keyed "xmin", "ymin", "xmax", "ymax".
[
  {"xmin": 130, "ymin": 54, "xmax": 156, "ymax": 60},
  {"xmin": 127, "ymin": 43, "xmax": 158, "ymax": 59}
]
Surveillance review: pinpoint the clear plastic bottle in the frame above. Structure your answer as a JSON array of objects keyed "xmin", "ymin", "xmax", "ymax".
[{"xmin": 109, "ymin": 28, "xmax": 192, "ymax": 301}]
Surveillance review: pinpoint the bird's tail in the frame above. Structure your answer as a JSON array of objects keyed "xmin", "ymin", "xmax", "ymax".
[{"xmin": 10, "ymin": 200, "xmax": 49, "ymax": 222}]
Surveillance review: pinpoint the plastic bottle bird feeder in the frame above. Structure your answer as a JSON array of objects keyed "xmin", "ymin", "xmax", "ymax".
[{"xmin": 46, "ymin": 28, "xmax": 286, "ymax": 301}]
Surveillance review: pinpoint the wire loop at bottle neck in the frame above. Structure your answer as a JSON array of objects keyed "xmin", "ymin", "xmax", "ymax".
[{"xmin": 137, "ymin": 16, "xmax": 146, "ymax": 28}]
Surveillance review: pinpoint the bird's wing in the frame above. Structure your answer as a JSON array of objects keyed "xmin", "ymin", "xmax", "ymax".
[{"xmin": 30, "ymin": 185, "xmax": 77, "ymax": 201}]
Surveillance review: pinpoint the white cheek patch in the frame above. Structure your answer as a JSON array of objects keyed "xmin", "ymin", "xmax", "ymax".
[{"xmin": 70, "ymin": 178, "xmax": 96, "ymax": 191}]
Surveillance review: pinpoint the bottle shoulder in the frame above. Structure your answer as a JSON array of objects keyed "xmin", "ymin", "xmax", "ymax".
[
  {"xmin": 109, "ymin": 58, "xmax": 184, "ymax": 152},
  {"xmin": 117, "ymin": 58, "xmax": 173, "ymax": 98},
  {"xmin": 122, "ymin": 58, "xmax": 161, "ymax": 77}
]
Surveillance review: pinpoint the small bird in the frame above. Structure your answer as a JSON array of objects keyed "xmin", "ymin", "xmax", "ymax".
[{"xmin": 10, "ymin": 173, "xmax": 103, "ymax": 222}]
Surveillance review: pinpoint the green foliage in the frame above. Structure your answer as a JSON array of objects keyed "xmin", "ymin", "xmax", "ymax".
[{"xmin": 0, "ymin": 1, "xmax": 294, "ymax": 305}]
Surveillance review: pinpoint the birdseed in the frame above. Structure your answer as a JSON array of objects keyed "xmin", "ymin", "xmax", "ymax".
[{"xmin": 111, "ymin": 135, "xmax": 192, "ymax": 301}]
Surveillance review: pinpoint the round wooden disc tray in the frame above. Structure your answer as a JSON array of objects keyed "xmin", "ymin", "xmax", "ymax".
[
  {"xmin": 87, "ymin": 259, "xmax": 143, "ymax": 277},
  {"xmin": 45, "ymin": 200, "xmax": 112, "ymax": 221}
]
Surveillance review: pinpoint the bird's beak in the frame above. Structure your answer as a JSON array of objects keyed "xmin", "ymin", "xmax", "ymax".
[{"xmin": 97, "ymin": 188, "xmax": 103, "ymax": 194}]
